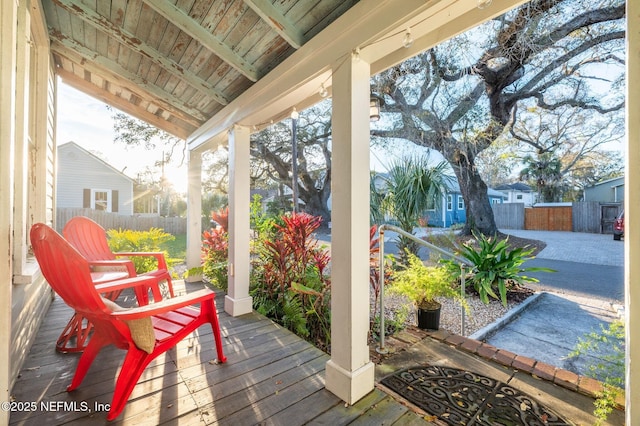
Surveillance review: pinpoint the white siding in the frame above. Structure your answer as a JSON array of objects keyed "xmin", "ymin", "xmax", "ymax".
[
  {"xmin": 6, "ymin": 0, "xmax": 57, "ymax": 397},
  {"xmin": 57, "ymin": 143, "xmax": 134, "ymax": 215}
]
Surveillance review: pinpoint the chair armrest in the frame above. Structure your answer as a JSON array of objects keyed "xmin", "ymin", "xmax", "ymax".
[
  {"xmin": 111, "ymin": 289, "xmax": 216, "ymax": 320},
  {"xmin": 94, "ymin": 275, "xmax": 160, "ymax": 294},
  {"xmin": 115, "ymin": 252, "xmax": 168, "ymax": 270},
  {"xmin": 89, "ymin": 259, "xmax": 135, "ymax": 268},
  {"xmin": 88, "ymin": 259, "xmax": 137, "ymax": 277}
]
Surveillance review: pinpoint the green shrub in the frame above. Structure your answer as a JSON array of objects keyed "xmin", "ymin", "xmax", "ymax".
[
  {"xmin": 444, "ymin": 232, "xmax": 553, "ymax": 306},
  {"xmin": 107, "ymin": 228, "xmax": 174, "ymax": 274},
  {"xmin": 389, "ymin": 251, "xmax": 462, "ymax": 310},
  {"xmin": 569, "ymin": 321, "xmax": 625, "ymax": 425}
]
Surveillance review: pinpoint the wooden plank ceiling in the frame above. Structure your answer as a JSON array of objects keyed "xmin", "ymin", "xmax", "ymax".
[{"xmin": 43, "ymin": 0, "xmax": 360, "ymax": 139}]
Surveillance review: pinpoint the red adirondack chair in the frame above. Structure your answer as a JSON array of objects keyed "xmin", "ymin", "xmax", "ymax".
[
  {"xmin": 63, "ymin": 216, "xmax": 175, "ymax": 301},
  {"xmin": 56, "ymin": 216, "xmax": 175, "ymax": 352},
  {"xmin": 30, "ymin": 223, "xmax": 227, "ymax": 421}
]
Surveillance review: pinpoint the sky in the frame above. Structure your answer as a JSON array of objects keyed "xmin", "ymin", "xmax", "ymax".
[
  {"xmin": 56, "ymin": 81, "xmax": 400, "ymax": 193},
  {"xmin": 56, "ymin": 83, "xmax": 188, "ymax": 193}
]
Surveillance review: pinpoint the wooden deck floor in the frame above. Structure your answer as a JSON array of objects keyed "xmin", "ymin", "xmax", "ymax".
[{"xmin": 9, "ymin": 282, "xmax": 432, "ymax": 425}]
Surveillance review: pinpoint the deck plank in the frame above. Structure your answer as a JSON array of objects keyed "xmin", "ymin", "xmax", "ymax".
[
  {"xmin": 260, "ymin": 388, "xmax": 343, "ymax": 425},
  {"xmin": 310, "ymin": 389, "xmax": 390, "ymax": 425},
  {"xmin": 205, "ymin": 370, "xmax": 327, "ymax": 425},
  {"xmin": 348, "ymin": 396, "xmax": 410, "ymax": 426},
  {"xmin": 199, "ymin": 353, "xmax": 329, "ymax": 423},
  {"xmin": 10, "ymin": 282, "xmax": 432, "ymax": 425}
]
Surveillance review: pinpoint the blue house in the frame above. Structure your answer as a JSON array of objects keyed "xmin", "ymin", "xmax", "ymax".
[
  {"xmin": 427, "ymin": 180, "xmax": 506, "ymax": 228},
  {"xmin": 370, "ymin": 172, "xmax": 506, "ymax": 228}
]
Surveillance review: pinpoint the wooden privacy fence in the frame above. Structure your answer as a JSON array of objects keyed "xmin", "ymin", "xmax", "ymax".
[
  {"xmin": 492, "ymin": 201, "xmax": 621, "ymax": 233},
  {"xmin": 524, "ymin": 206, "xmax": 572, "ymax": 231},
  {"xmin": 56, "ymin": 208, "xmax": 187, "ymax": 235},
  {"xmin": 491, "ymin": 203, "xmax": 525, "ymax": 230}
]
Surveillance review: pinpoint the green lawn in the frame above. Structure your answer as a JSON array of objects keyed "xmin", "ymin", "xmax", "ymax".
[{"xmin": 162, "ymin": 234, "xmax": 187, "ymax": 264}]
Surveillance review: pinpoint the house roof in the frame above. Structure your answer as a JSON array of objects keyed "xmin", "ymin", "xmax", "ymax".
[
  {"xmin": 443, "ymin": 178, "xmax": 506, "ymax": 199},
  {"xmin": 586, "ymin": 176, "xmax": 625, "ymax": 188},
  {"xmin": 58, "ymin": 141, "xmax": 135, "ymax": 183},
  {"xmin": 494, "ymin": 182, "xmax": 533, "ymax": 192},
  {"xmin": 41, "ymin": 0, "xmax": 511, "ymax": 147}
]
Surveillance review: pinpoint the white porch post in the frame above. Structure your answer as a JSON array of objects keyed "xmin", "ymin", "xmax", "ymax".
[
  {"xmin": 225, "ymin": 125, "xmax": 253, "ymax": 316},
  {"xmin": 0, "ymin": 0, "xmax": 17, "ymax": 421},
  {"xmin": 626, "ymin": 1, "xmax": 639, "ymax": 423},
  {"xmin": 186, "ymin": 149, "xmax": 203, "ymax": 282},
  {"xmin": 325, "ymin": 53, "xmax": 374, "ymax": 403}
]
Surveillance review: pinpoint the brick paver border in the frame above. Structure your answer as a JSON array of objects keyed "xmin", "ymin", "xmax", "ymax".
[{"xmin": 422, "ymin": 329, "xmax": 625, "ymax": 408}]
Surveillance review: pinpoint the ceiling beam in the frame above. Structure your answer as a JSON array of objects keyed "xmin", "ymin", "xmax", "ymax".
[
  {"xmin": 50, "ymin": 35, "xmax": 208, "ymax": 123},
  {"xmin": 142, "ymin": 0, "xmax": 259, "ymax": 82},
  {"xmin": 188, "ymin": 0, "xmax": 526, "ymax": 150},
  {"xmin": 243, "ymin": 0, "xmax": 305, "ymax": 49},
  {"xmin": 368, "ymin": 0, "xmax": 529, "ymax": 75},
  {"xmin": 57, "ymin": 68, "xmax": 194, "ymax": 139},
  {"xmin": 188, "ymin": 0, "xmax": 446, "ymax": 148},
  {"xmin": 51, "ymin": 0, "xmax": 229, "ymax": 106}
]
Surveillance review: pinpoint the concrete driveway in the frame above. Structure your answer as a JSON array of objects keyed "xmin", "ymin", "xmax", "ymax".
[
  {"xmin": 502, "ymin": 229, "xmax": 624, "ymax": 267},
  {"xmin": 478, "ymin": 230, "xmax": 625, "ymax": 380},
  {"xmin": 502, "ymin": 229, "xmax": 624, "ymax": 302}
]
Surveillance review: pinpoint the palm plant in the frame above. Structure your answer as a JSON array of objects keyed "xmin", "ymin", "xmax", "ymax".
[
  {"xmin": 371, "ymin": 154, "xmax": 450, "ymax": 260},
  {"xmin": 519, "ymin": 153, "xmax": 565, "ymax": 202}
]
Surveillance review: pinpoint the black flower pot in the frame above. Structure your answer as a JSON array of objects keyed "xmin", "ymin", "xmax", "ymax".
[{"xmin": 417, "ymin": 305, "xmax": 441, "ymax": 330}]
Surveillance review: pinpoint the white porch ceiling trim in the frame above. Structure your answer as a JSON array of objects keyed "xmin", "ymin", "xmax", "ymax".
[{"xmin": 187, "ymin": 0, "xmax": 526, "ymax": 152}]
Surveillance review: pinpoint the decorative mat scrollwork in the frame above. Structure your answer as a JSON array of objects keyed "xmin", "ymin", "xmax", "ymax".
[{"xmin": 381, "ymin": 365, "xmax": 571, "ymax": 425}]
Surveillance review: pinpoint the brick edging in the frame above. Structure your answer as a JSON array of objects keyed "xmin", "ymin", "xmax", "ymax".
[{"xmin": 423, "ymin": 329, "xmax": 622, "ymax": 406}]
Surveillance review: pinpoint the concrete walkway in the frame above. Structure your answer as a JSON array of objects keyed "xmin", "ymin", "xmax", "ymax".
[{"xmin": 477, "ymin": 230, "xmax": 624, "ymax": 382}]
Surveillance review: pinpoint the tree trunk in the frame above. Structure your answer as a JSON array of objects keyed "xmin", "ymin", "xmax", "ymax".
[
  {"xmin": 301, "ymin": 187, "xmax": 331, "ymax": 226},
  {"xmin": 455, "ymin": 165, "xmax": 498, "ymax": 236}
]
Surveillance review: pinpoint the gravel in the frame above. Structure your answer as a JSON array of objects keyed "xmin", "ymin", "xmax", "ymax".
[{"xmin": 374, "ymin": 288, "xmax": 533, "ymax": 338}]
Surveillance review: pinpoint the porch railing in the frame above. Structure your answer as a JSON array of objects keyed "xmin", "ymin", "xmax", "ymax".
[{"xmin": 376, "ymin": 224, "xmax": 473, "ymax": 354}]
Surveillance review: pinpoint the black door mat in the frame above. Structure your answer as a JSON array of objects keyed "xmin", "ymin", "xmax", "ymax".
[{"xmin": 380, "ymin": 365, "xmax": 571, "ymax": 425}]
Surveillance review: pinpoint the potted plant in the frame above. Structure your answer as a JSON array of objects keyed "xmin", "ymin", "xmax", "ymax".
[{"xmin": 388, "ymin": 251, "xmax": 466, "ymax": 330}]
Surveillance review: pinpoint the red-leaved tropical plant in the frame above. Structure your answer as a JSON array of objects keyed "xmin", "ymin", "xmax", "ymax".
[
  {"xmin": 251, "ymin": 211, "xmax": 331, "ymax": 351},
  {"xmin": 201, "ymin": 209, "xmax": 229, "ymax": 290},
  {"xmin": 210, "ymin": 206, "xmax": 229, "ymax": 232}
]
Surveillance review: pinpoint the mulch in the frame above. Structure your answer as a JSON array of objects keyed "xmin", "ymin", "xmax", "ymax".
[{"xmin": 454, "ymin": 231, "xmax": 547, "ymax": 257}]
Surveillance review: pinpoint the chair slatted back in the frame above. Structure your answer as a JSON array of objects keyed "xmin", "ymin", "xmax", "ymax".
[
  {"xmin": 63, "ymin": 216, "xmax": 116, "ymax": 262},
  {"xmin": 31, "ymin": 223, "xmax": 111, "ymax": 318}
]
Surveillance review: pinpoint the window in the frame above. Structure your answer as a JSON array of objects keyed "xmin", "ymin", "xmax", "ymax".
[
  {"xmin": 516, "ymin": 194, "xmax": 523, "ymax": 200},
  {"xmin": 491, "ymin": 198, "xmax": 500, "ymax": 205},
  {"xmin": 458, "ymin": 195, "xmax": 464, "ymax": 210},
  {"xmin": 426, "ymin": 194, "xmax": 437, "ymax": 211},
  {"xmin": 92, "ymin": 189, "xmax": 111, "ymax": 212},
  {"xmin": 84, "ymin": 188, "xmax": 118, "ymax": 212},
  {"xmin": 447, "ymin": 194, "xmax": 453, "ymax": 211}
]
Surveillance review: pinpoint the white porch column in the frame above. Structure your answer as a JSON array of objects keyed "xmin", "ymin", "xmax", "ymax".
[
  {"xmin": 225, "ymin": 125, "xmax": 253, "ymax": 316},
  {"xmin": 626, "ymin": 2, "xmax": 639, "ymax": 423},
  {"xmin": 0, "ymin": 0, "xmax": 17, "ymax": 421},
  {"xmin": 186, "ymin": 150, "xmax": 203, "ymax": 282},
  {"xmin": 325, "ymin": 54, "xmax": 374, "ymax": 404}
]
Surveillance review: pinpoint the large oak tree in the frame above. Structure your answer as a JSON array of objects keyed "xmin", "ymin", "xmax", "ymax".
[
  {"xmin": 373, "ymin": 0, "xmax": 625, "ymax": 235},
  {"xmin": 112, "ymin": 102, "xmax": 333, "ymax": 222}
]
